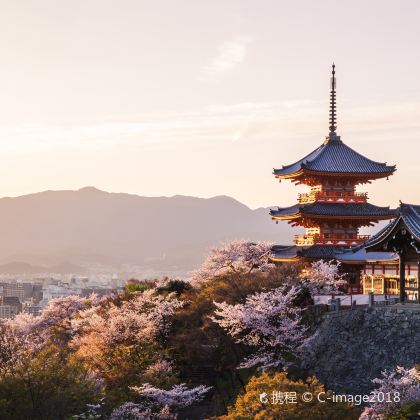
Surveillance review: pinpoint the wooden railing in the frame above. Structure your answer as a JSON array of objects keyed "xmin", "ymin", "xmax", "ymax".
[
  {"xmin": 294, "ymin": 235, "xmax": 316, "ymax": 246},
  {"xmin": 294, "ymin": 234, "xmax": 370, "ymax": 246},
  {"xmin": 298, "ymin": 191, "xmax": 368, "ymax": 204}
]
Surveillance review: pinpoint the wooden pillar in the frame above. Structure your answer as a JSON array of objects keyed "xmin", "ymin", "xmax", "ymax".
[
  {"xmin": 418, "ymin": 258, "xmax": 420, "ymax": 303},
  {"xmin": 399, "ymin": 253, "xmax": 406, "ymax": 303}
]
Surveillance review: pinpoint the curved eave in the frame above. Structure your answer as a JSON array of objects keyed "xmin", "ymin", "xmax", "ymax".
[
  {"xmin": 271, "ymin": 213, "xmax": 394, "ymax": 221},
  {"xmin": 301, "ymin": 167, "xmax": 396, "ymax": 179},
  {"xmin": 273, "ymin": 167, "xmax": 396, "ymax": 181},
  {"xmin": 364, "ymin": 217, "xmax": 401, "ymax": 251},
  {"xmin": 336, "ymin": 258, "xmax": 399, "ymax": 265},
  {"xmin": 302, "ymin": 213, "xmax": 394, "ymax": 221},
  {"xmin": 270, "ymin": 255, "xmax": 302, "ymax": 263},
  {"xmin": 273, "ymin": 168, "xmax": 305, "ymax": 180},
  {"xmin": 271, "ymin": 213, "xmax": 300, "ymax": 221},
  {"xmin": 365, "ymin": 208, "xmax": 420, "ymax": 251},
  {"xmin": 401, "ymin": 204, "xmax": 420, "ymax": 242}
]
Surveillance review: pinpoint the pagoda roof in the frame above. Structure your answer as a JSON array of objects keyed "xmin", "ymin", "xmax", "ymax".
[
  {"xmin": 273, "ymin": 135, "xmax": 396, "ymax": 180},
  {"xmin": 270, "ymin": 202, "xmax": 395, "ymax": 220},
  {"xmin": 364, "ymin": 203, "xmax": 420, "ymax": 249},
  {"xmin": 271, "ymin": 245, "xmax": 348, "ymax": 262},
  {"xmin": 271, "ymin": 244, "xmax": 398, "ymax": 264},
  {"xmin": 271, "ymin": 245, "xmax": 301, "ymax": 262}
]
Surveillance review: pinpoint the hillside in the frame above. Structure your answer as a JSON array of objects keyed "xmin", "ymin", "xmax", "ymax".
[{"xmin": 0, "ymin": 187, "xmax": 295, "ymax": 274}]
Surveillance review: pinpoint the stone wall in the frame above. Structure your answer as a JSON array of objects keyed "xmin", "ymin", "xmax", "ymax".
[{"xmin": 302, "ymin": 305, "xmax": 420, "ymax": 394}]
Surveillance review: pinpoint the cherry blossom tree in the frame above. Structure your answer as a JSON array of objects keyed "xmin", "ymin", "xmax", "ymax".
[
  {"xmin": 110, "ymin": 402, "xmax": 175, "ymax": 420},
  {"xmin": 69, "ymin": 289, "xmax": 185, "ymax": 402},
  {"xmin": 110, "ymin": 383, "xmax": 211, "ymax": 419},
  {"xmin": 132, "ymin": 383, "xmax": 211, "ymax": 408},
  {"xmin": 71, "ymin": 290, "xmax": 184, "ymax": 352},
  {"xmin": 110, "ymin": 383, "xmax": 211, "ymax": 420},
  {"xmin": 0, "ymin": 294, "xmax": 99, "ymax": 365},
  {"xmin": 359, "ymin": 366, "xmax": 420, "ymax": 419},
  {"xmin": 7, "ymin": 294, "xmax": 102, "ymax": 345},
  {"xmin": 211, "ymin": 285, "xmax": 310, "ymax": 370},
  {"xmin": 191, "ymin": 240, "xmax": 274, "ymax": 286},
  {"xmin": 0, "ymin": 322, "xmax": 30, "ymax": 376},
  {"xmin": 302, "ymin": 260, "xmax": 347, "ymax": 295},
  {"xmin": 0, "ymin": 285, "xmax": 220, "ymax": 418}
]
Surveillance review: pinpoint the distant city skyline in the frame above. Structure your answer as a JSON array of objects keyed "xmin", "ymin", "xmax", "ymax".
[{"xmin": 0, "ymin": 0, "xmax": 419, "ymax": 209}]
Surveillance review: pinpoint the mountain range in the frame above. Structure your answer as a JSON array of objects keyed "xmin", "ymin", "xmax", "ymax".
[{"xmin": 0, "ymin": 187, "xmax": 295, "ymax": 276}]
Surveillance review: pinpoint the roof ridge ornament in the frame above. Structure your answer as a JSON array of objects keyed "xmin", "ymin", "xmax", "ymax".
[{"xmin": 329, "ymin": 63, "xmax": 338, "ymax": 138}]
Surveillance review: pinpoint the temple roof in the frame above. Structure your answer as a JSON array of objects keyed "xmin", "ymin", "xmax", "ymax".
[
  {"xmin": 335, "ymin": 247, "xmax": 398, "ymax": 264},
  {"xmin": 270, "ymin": 202, "xmax": 395, "ymax": 220},
  {"xmin": 364, "ymin": 203, "xmax": 420, "ymax": 249},
  {"xmin": 273, "ymin": 135, "xmax": 396, "ymax": 180},
  {"xmin": 271, "ymin": 244, "xmax": 398, "ymax": 264},
  {"xmin": 271, "ymin": 245, "xmax": 349, "ymax": 261},
  {"xmin": 271, "ymin": 245, "xmax": 301, "ymax": 261}
]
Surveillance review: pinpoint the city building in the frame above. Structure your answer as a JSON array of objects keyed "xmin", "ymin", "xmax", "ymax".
[
  {"xmin": 0, "ymin": 296, "xmax": 22, "ymax": 319},
  {"xmin": 0, "ymin": 282, "xmax": 26, "ymax": 301},
  {"xmin": 0, "ymin": 305, "xmax": 18, "ymax": 319}
]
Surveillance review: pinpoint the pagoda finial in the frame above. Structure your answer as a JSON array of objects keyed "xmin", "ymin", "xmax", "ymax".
[{"xmin": 329, "ymin": 63, "xmax": 337, "ymax": 136}]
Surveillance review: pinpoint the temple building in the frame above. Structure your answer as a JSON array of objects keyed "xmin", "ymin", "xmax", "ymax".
[
  {"xmin": 361, "ymin": 203, "xmax": 420, "ymax": 301},
  {"xmin": 269, "ymin": 64, "xmax": 402, "ymax": 292}
]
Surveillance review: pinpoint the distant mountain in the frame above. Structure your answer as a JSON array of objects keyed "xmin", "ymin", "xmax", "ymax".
[
  {"xmin": 0, "ymin": 187, "xmax": 295, "ymax": 274},
  {"xmin": 0, "ymin": 261, "xmax": 86, "ymax": 275}
]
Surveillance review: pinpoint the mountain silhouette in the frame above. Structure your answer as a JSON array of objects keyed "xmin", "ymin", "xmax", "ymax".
[{"xmin": 0, "ymin": 187, "xmax": 294, "ymax": 274}]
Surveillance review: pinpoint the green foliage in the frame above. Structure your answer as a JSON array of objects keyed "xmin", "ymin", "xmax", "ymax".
[
  {"xmin": 167, "ymin": 266, "xmax": 306, "ymax": 416},
  {"xmin": 124, "ymin": 279, "xmax": 153, "ymax": 294},
  {"xmin": 157, "ymin": 279, "xmax": 192, "ymax": 295},
  {"xmin": 220, "ymin": 372, "xmax": 359, "ymax": 420},
  {"xmin": 0, "ymin": 343, "xmax": 98, "ymax": 420},
  {"xmin": 388, "ymin": 401, "xmax": 420, "ymax": 419}
]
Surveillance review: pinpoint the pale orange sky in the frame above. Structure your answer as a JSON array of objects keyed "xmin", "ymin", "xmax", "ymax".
[{"xmin": 0, "ymin": 0, "xmax": 419, "ymax": 209}]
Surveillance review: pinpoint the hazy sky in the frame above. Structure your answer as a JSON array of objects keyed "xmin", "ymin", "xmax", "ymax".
[{"xmin": 0, "ymin": 0, "xmax": 419, "ymax": 208}]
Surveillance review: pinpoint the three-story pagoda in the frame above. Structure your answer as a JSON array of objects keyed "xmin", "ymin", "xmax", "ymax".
[{"xmin": 270, "ymin": 64, "xmax": 396, "ymax": 268}]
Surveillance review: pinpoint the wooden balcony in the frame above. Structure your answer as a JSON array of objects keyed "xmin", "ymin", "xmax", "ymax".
[
  {"xmin": 298, "ymin": 191, "xmax": 368, "ymax": 204},
  {"xmin": 294, "ymin": 234, "xmax": 370, "ymax": 246},
  {"xmin": 294, "ymin": 235, "xmax": 316, "ymax": 246}
]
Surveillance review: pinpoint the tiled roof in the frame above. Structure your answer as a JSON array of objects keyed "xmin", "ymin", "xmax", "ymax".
[
  {"xmin": 401, "ymin": 204, "xmax": 420, "ymax": 241},
  {"xmin": 271, "ymin": 245, "xmax": 299, "ymax": 260},
  {"xmin": 273, "ymin": 135, "xmax": 396, "ymax": 178},
  {"xmin": 365, "ymin": 203, "xmax": 420, "ymax": 249},
  {"xmin": 271, "ymin": 244, "xmax": 398, "ymax": 263},
  {"xmin": 272, "ymin": 245, "xmax": 398, "ymax": 264},
  {"xmin": 270, "ymin": 202, "xmax": 395, "ymax": 218},
  {"xmin": 300, "ymin": 245, "xmax": 348, "ymax": 259},
  {"xmin": 336, "ymin": 247, "xmax": 398, "ymax": 263},
  {"xmin": 271, "ymin": 245, "xmax": 349, "ymax": 261}
]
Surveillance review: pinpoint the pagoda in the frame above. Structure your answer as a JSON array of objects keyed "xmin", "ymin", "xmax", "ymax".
[{"xmin": 270, "ymin": 64, "xmax": 397, "ymax": 282}]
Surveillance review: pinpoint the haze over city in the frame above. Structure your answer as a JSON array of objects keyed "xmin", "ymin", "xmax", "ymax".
[{"xmin": 0, "ymin": 0, "xmax": 418, "ymax": 209}]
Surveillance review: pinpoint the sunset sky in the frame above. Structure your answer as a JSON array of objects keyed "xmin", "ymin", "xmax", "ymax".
[{"xmin": 0, "ymin": 0, "xmax": 419, "ymax": 208}]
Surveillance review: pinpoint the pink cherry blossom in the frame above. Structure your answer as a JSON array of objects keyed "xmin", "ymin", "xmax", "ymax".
[
  {"xmin": 131, "ymin": 383, "xmax": 211, "ymax": 408},
  {"xmin": 191, "ymin": 240, "xmax": 274, "ymax": 286},
  {"xmin": 211, "ymin": 285, "xmax": 309, "ymax": 369},
  {"xmin": 360, "ymin": 366, "xmax": 420, "ymax": 419},
  {"xmin": 303, "ymin": 260, "xmax": 347, "ymax": 295}
]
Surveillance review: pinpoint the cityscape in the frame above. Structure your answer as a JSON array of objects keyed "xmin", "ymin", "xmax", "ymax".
[
  {"xmin": 1, "ymin": 1, "xmax": 420, "ymax": 419},
  {"xmin": 0, "ymin": 274, "xmax": 124, "ymax": 319}
]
